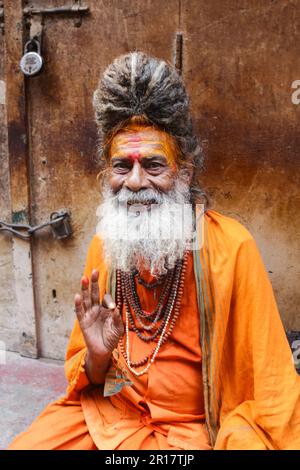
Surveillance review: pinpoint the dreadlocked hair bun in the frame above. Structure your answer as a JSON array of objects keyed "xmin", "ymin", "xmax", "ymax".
[{"xmin": 93, "ymin": 51, "xmax": 203, "ymax": 170}]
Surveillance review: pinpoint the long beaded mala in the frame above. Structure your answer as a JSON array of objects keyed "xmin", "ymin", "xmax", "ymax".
[{"xmin": 116, "ymin": 251, "xmax": 189, "ymax": 377}]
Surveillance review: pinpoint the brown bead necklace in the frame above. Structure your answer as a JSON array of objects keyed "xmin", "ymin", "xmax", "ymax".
[
  {"xmin": 135, "ymin": 270, "xmax": 165, "ymax": 289},
  {"xmin": 116, "ymin": 251, "xmax": 188, "ymax": 376},
  {"xmin": 134, "ymin": 271, "xmax": 165, "ymax": 300}
]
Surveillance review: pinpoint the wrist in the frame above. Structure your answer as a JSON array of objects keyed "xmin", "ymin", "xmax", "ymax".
[
  {"xmin": 86, "ymin": 348, "xmax": 112, "ymax": 367},
  {"xmin": 85, "ymin": 349, "xmax": 112, "ymax": 385}
]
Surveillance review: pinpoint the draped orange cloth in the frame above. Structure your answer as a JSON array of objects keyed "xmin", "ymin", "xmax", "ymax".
[
  {"xmin": 79, "ymin": 249, "xmax": 211, "ymax": 450},
  {"xmin": 8, "ymin": 234, "xmax": 211, "ymax": 450},
  {"xmin": 8, "ymin": 209, "xmax": 300, "ymax": 450}
]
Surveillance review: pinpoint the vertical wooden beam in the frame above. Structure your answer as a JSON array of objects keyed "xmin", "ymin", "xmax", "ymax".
[{"xmin": 4, "ymin": 0, "xmax": 38, "ymax": 357}]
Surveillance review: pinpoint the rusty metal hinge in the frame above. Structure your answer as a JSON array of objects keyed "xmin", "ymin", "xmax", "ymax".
[{"xmin": 0, "ymin": 209, "xmax": 73, "ymax": 240}]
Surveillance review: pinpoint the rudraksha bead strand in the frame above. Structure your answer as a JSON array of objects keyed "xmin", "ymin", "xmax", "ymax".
[
  {"xmin": 118, "ymin": 251, "xmax": 189, "ymax": 374},
  {"xmin": 124, "ymin": 259, "xmax": 182, "ymax": 339}
]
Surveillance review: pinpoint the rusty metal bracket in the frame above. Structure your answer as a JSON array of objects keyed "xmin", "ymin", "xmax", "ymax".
[
  {"xmin": 174, "ymin": 32, "xmax": 183, "ymax": 75},
  {"xmin": 0, "ymin": 1, "xmax": 89, "ymax": 34},
  {"xmin": 0, "ymin": 209, "xmax": 72, "ymax": 240},
  {"xmin": 23, "ymin": 1, "xmax": 89, "ymax": 28},
  {"xmin": 29, "ymin": 14, "xmax": 43, "ymax": 43},
  {"xmin": 0, "ymin": 1, "xmax": 4, "ymax": 35}
]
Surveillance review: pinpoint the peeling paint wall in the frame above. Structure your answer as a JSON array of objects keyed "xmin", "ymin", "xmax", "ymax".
[{"xmin": 0, "ymin": 0, "xmax": 299, "ymax": 361}]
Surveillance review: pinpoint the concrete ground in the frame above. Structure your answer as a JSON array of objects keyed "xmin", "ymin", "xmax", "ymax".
[
  {"xmin": 1, "ymin": 338, "xmax": 299, "ymax": 450},
  {"xmin": 0, "ymin": 351, "xmax": 66, "ymax": 449}
]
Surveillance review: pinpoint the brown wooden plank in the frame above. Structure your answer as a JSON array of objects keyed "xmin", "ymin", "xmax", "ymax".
[
  {"xmin": 4, "ymin": 0, "xmax": 38, "ymax": 357},
  {"xmin": 0, "ymin": 7, "xmax": 20, "ymax": 354}
]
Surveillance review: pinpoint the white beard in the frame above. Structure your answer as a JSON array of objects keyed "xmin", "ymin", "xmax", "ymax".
[{"xmin": 96, "ymin": 177, "xmax": 193, "ymax": 277}]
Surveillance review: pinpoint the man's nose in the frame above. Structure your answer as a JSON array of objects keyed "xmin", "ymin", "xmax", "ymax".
[{"xmin": 124, "ymin": 161, "xmax": 149, "ymax": 191}]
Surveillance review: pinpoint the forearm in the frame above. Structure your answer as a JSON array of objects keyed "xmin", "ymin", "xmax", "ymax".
[{"xmin": 84, "ymin": 349, "xmax": 112, "ymax": 385}]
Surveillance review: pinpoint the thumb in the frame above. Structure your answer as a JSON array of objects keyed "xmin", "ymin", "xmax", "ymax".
[{"xmin": 102, "ymin": 293, "xmax": 116, "ymax": 310}]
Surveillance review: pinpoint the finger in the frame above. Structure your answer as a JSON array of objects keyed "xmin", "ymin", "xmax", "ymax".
[
  {"xmin": 90, "ymin": 269, "xmax": 100, "ymax": 306},
  {"xmin": 74, "ymin": 293, "xmax": 84, "ymax": 322},
  {"xmin": 81, "ymin": 275, "xmax": 91, "ymax": 311},
  {"xmin": 112, "ymin": 307, "xmax": 124, "ymax": 333},
  {"xmin": 102, "ymin": 293, "xmax": 116, "ymax": 310}
]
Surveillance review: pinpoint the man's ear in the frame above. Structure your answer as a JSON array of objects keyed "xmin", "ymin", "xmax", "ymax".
[{"xmin": 179, "ymin": 164, "xmax": 194, "ymax": 185}]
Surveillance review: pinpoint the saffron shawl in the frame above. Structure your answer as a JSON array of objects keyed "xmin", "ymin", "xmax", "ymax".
[{"xmin": 62, "ymin": 209, "xmax": 300, "ymax": 449}]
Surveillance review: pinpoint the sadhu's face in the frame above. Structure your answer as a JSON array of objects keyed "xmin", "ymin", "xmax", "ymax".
[{"xmin": 108, "ymin": 126, "xmax": 179, "ymax": 195}]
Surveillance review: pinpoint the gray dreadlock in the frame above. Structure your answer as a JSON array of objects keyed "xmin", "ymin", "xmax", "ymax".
[{"xmin": 93, "ymin": 51, "xmax": 207, "ymax": 206}]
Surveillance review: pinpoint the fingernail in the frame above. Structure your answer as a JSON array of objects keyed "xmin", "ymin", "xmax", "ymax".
[{"xmin": 81, "ymin": 276, "xmax": 89, "ymax": 288}]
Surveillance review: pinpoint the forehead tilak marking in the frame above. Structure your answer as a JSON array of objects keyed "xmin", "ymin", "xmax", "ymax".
[
  {"xmin": 126, "ymin": 135, "xmax": 142, "ymax": 142},
  {"xmin": 115, "ymin": 142, "xmax": 164, "ymax": 152},
  {"xmin": 114, "ymin": 130, "xmax": 158, "ymax": 143},
  {"xmin": 112, "ymin": 129, "xmax": 169, "ymax": 152},
  {"xmin": 128, "ymin": 152, "xmax": 141, "ymax": 161},
  {"xmin": 110, "ymin": 127, "xmax": 178, "ymax": 167}
]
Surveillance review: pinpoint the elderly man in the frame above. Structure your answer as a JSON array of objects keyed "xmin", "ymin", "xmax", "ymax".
[{"xmin": 9, "ymin": 52, "xmax": 300, "ymax": 450}]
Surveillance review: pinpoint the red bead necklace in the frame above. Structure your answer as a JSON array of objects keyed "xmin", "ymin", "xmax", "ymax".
[{"xmin": 116, "ymin": 251, "xmax": 188, "ymax": 376}]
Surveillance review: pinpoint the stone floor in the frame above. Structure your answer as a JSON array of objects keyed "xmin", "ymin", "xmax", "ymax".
[{"xmin": 0, "ymin": 351, "xmax": 66, "ymax": 449}]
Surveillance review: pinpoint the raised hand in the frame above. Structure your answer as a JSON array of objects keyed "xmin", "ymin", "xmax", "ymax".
[{"xmin": 74, "ymin": 269, "xmax": 124, "ymax": 358}]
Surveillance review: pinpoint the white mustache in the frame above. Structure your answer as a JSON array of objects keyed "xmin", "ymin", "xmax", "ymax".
[{"xmin": 115, "ymin": 187, "xmax": 164, "ymax": 205}]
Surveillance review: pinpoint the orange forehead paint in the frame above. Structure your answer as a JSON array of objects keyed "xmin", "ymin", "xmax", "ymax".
[
  {"xmin": 126, "ymin": 135, "xmax": 142, "ymax": 142},
  {"xmin": 109, "ymin": 124, "xmax": 178, "ymax": 169}
]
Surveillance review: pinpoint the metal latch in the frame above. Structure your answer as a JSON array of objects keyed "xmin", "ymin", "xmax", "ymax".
[
  {"xmin": 0, "ymin": 1, "xmax": 90, "ymax": 34},
  {"xmin": 23, "ymin": 1, "xmax": 90, "ymax": 28},
  {"xmin": 0, "ymin": 209, "xmax": 73, "ymax": 240},
  {"xmin": 50, "ymin": 210, "xmax": 73, "ymax": 239}
]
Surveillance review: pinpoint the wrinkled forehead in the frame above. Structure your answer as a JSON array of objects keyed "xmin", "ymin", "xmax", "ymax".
[{"xmin": 109, "ymin": 125, "xmax": 178, "ymax": 163}]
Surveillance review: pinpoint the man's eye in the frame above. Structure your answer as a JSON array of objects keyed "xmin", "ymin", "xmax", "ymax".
[
  {"xmin": 113, "ymin": 162, "xmax": 130, "ymax": 169},
  {"xmin": 147, "ymin": 162, "xmax": 163, "ymax": 169}
]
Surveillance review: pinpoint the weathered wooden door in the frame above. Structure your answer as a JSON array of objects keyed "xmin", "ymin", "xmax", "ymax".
[
  {"xmin": 1, "ymin": 0, "xmax": 183, "ymax": 360},
  {"xmin": 1, "ymin": 0, "xmax": 299, "ymax": 361}
]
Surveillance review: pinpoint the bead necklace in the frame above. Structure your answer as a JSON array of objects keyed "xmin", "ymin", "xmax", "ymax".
[
  {"xmin": 129, "ymin": 268, "xmax": 174, "ymax": 320},
  {"xmin": 116, "ymin": 251, "xmax": 188, "ymax": 376},
  {"xmin": 135, "ymin": 271, "xmax": 165, "ymax": 289},
  {"xmin": 125, "ymin": 260, "xmax": 182, "ymax": 340},
  {"xmin": 135, "ymin": 272, "xmax": 164, "ymax": 300},
  {"xmin": 126, "ymin": 266, "xmax": 176, "ymax": 331}
]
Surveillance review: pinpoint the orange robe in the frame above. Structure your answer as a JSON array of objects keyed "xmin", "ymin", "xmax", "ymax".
[
  {"xmin": 9, "ymin": 233, "xmax": 211, "ymax": 450},
  {"xmin": 8, "ymin": 209, "xmax": 300, "ymax": 450}
]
